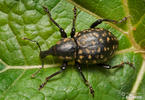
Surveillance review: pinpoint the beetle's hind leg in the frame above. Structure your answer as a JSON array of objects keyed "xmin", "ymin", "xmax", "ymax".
[
  {"xmin": 39, "ymin": 61, "xmax": 67, "ymax": 90},
  {"xmin": 75, "ymin": 61, "xmax": 95, "ymax": 97},
  {"xmin": 71, "ymin": 6, "xmax": 77, "ymax": 38},
  {"xmin": 90, "ymin": 17, "xmax": 128, "ymax": 28},
  {"xmin": 100, "ymin": 62, "xmax": 135, "ymax": 69},
  {"xmin": 43, "ymin": 6, "xmax": 67, "ymax": 38}
]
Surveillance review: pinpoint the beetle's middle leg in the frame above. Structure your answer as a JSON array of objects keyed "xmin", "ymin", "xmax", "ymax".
[
  {"xmin": 90, "ymin": 17, "xmax": 128, "ymax": 28},
  {"xmin": 43, "ymin": 6, "xmax": 67, "ymax": 38},
  {"xmin": 71, "ymin": 6, "xmax": 77, "ymax": 38},
  {"xmin": 75, "ymin": 61, "xmax": 95, "ymax": 97}
]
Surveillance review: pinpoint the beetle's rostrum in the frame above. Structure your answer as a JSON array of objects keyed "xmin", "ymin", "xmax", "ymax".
[{"xmin": 23, "ymin": 6, "xmax": 135, "ymax": 97}]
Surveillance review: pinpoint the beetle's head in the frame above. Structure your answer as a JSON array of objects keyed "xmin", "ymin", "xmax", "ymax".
[
  {"xmin": 39, "ymin": 47, "xmax": 54, "ymax": 59},
  {"xmin": 22, "ymin": 37, "xmax": 51, "ymax": 59}
]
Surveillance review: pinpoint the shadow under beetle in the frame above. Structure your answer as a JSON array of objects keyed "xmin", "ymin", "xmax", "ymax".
[{"xmin": 23, "ymin": 6, "xmax": 135, "ymax": 97}]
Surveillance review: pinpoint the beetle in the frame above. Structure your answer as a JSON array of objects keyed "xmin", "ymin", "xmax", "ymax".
[{"xmin": 23, "ymin": 6, "xmax": 134, "ymax": 97}]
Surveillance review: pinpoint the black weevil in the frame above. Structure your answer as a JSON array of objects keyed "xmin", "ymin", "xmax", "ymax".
[{"xmin": 23, "ymin": 6, "xmax": 134, "ymax": 97}]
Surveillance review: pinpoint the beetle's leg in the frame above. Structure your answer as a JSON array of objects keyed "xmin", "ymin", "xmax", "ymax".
[
  {"xmin": 39, "ymin": 61, "xmax": 67, "ymax": 90},
  {"xmin": 90, "ymin": 17, "xmax": 128, "ymax": 28},
  {"xmin": 75, "ymin": 61, "xmax": 95, "ymax": 97},
  {"xmin": 71, "ymin": 6, "xmax": 77, "ymax": 38},
  {"xmin": 100, "ymin": 62, "xmax": 135, "ymax": 69},
  {"xmin": 43, "ymin": 6, "xmax": 67, "ymax": 38},
  {"xmin": 31, "ymin": 59, "xmax": 44, "ymax": 78}
]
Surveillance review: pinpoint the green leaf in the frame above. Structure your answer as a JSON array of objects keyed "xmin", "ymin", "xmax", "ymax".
[{"xmin": 0, "ymin": 0, "xmax": 145, "ymax": 100}]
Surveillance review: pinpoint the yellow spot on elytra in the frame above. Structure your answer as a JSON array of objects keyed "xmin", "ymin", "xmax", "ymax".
[
  {"xmin": 99, "ymin": 38, "xmax": 103, "ymax": 43},
  {"xmin": 83, "ymin": 30, "xmax": 87, "ymax": 33},
  {"xmin": 74, "ymin": 32, "xmax": 78, "ymax": 37},
  {"xmin": 83, "ymin": 35, "xmax": 87, "ymax": 39},
  {"xmin": 63, "ymin": 38, "xmax": 70, "ymax": 42},
  {"xmin": 95, "ymin": 28, "xmax": 100, "ymax": 31},
  {"xmin": 107, "ymin": 47, "xmax": 110, "ymax": 51},
  {"xmin": 78, "ymin": 37, "xmax": 81, "ymax": 41},
  {"xmin": 80, "ymin": 40, "xmax": 86, "ymax": 45},
  {"xmin": 92, "ymin": 50, "xmax": 95, "ymax": 53},
  {"xmin": 102, "ymin": 32, "xmax": 107, "ymax": 37},
  {"xmin": 77, "ymin": 59, "xmax": 81, "ymax": 63},
  {"xmin": 79, "ymin": 55, "xmax": 84, "ymax": 59},
  {"xmin": 97, "ymin": 47, "xmax": 101, "ymax": 53},
  {"xmin": 65, "ymin": 56, "xmax": 72, "ymax": 60},
  {"xmin": 77, "ymin": 41, "xmax": 81, "ymax": 46},
  {"xmin": 75, "ymin": 32, "xmax": 81, "ymax": 37},
  {"xmin": 91, "ymin": 28, "xmax": 95, "ymax": 31},
  {"xmin": 88, "ymin": 30, "xmax": 92, "ymax": 32},
  {"xmin": 92, "ymin": 32, "xmax": 96, "ymax": 35},
  {"xmin": 109, "ymin": 32, "xmax": 112, "ymax": 36},
  {"xmin": 78, "ymin": 33, "xmax": 81, "ymax": 36},
  {"xmin": 95, "ymin": 33, "xmax": 99, "ymax": 37},
  {"xmin": 89, "ymin": 33, "xmax": 93, "ymax": 37},
  {"xmin": 113, "ymin": 45, "xmax": 115, "ymax": 49},
  {"xmin": 114, "ymin": 37, "xmax": 117, "ymax": 40},
  {"xmin": 88, "ymin": 55, "xmax": 92, "ymax": 59},
  {"xmin": 107, "ymin": 37, "xmax": 110, "ymax": 42},
  {"xmin": 104, "ymin": 47, "xmax": 107, "ymax": 51},
  {"xmin": 92, "ymin": 41, "xmax": 96, "ymax": 45},
  {"xmin": 86, "ymin": 48, "xmax": 90, "ymax": 53},
  {"xmin": 111, "ymin": 37, "xmax": 114, "ymax": 40},
  {"xmin": 78, "ymin": 50, "xmax": 83, "ymax": 54}
]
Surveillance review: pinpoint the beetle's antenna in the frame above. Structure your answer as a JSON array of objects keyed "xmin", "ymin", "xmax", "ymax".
[
  {"xmin": 22, "ymin": 37, "xmax": 42, "ymax": 52},
  {"xmin": 22, "ymin": 37, "xmax": 44, "ymax": 78}
]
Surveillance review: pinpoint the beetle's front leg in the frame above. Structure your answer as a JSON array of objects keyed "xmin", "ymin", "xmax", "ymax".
[
  {"xmin": 39, "ymin": 61, "xmax": 67, "ymax": 90},
  {"xmin": 31, "ymin": 59, "xmax": 44, "ymax": 78},
  {"xmin": 23, "ymin": 37, "xmax": 45, "ymax": 78}
]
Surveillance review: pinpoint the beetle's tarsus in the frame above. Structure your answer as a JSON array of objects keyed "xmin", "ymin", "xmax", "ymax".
[
  {"xmin": 31, "ymin": 74, "xmax": 35, "ymax": 78},
  {"xmin": 90, "ymin": 87, "xmax": 95, "ymax": 97}
]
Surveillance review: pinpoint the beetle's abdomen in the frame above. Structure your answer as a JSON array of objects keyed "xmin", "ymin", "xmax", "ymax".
[{"xmin": 74, "ymin": 28, "xmax": 118, "ymax": 64}]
